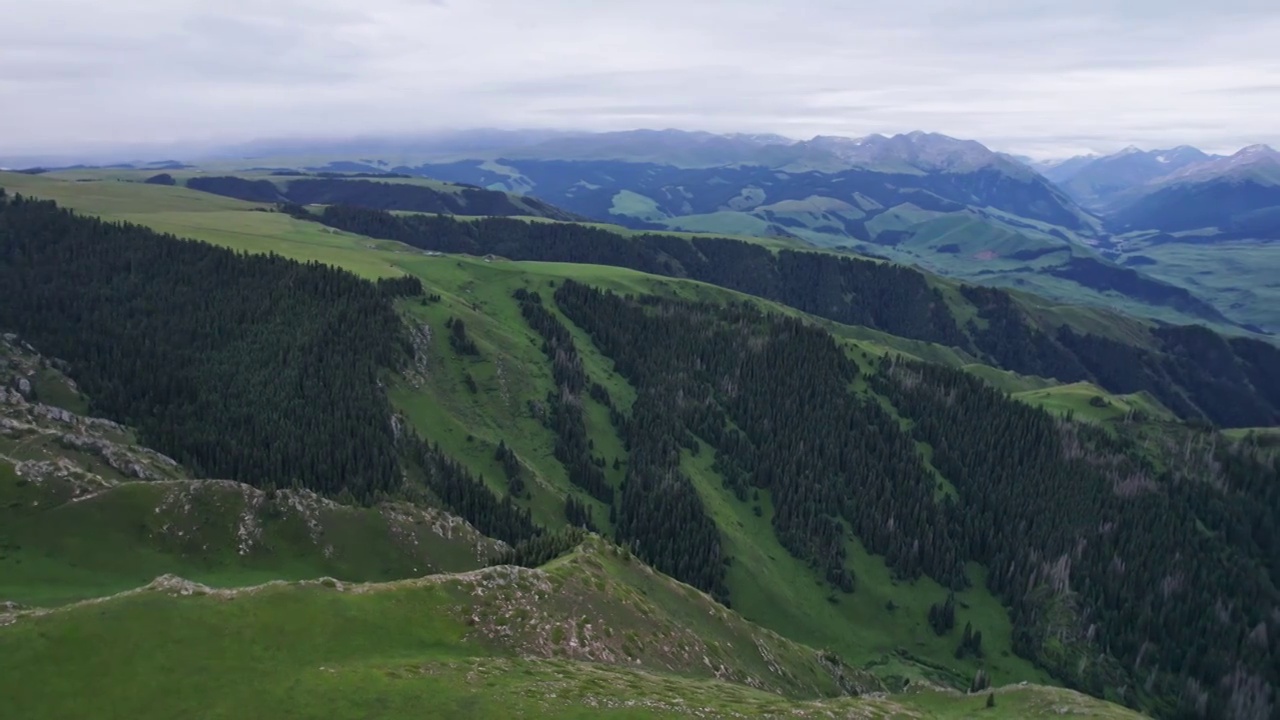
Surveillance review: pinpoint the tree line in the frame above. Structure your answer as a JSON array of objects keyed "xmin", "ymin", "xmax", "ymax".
[
  {"xmin": 0, "ymin": 192, "xmax": 406, "ymax": 501},
  {"xmin": 185, "ymin": 176, "xmax": 575, "ymax": 220},
  {"xmin": 513, "ymin": 288, "xmax": 614, "ymax": 504},
  {"xmin": 312, "ymin": 206, "xmax": 1279, "ymax": 428},
  {"xmin": 546, "ymin": 278, "xmax": 1275, "ymax": 719}
]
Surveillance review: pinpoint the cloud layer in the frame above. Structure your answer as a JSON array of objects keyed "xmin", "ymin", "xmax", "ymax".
[{"xmin": 3, "ymin": 0, "xmax": 1278, "ymax": 159}]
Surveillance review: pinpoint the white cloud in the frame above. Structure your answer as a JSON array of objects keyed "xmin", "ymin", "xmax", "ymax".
[{"xmin": 1, "ymin": 0, "xmax": 1278, "ymax": 159}]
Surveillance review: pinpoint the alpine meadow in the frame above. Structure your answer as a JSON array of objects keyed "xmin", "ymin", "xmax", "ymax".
[{"xmin": 2, "ymin": 2, "xmax": 1279, "ymax": 719}]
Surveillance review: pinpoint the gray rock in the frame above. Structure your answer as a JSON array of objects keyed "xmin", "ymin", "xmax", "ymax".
[
  {"xmin": 16, "ymin": 377, "xmax": 32, "ymax": 398},
  {"xmin": 35, "ymin": 404, "xmax": 75, "ymax": 424}
]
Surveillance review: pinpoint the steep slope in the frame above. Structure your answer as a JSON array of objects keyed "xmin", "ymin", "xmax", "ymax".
[
  {"xmin": 311, "ymin": 206, "xmax": 1279, "ymax": 428},
  {"xmin": 350, "ymin": 132, "xmax": 1280, "ymax": 329},
  {"xmin": 1107, "ymin": 145, "xmax": 1280, "ymax": 235},
  {"xmin": 3, "ymin": 180, "xmax": 1277, "ymax": 720},
  {"xmin": 1037, "ymin": 154, "xmax": 1100, "ymax": 182},
  {"xmin": 1048, "ymin": 146, "xmax": 1217, "ymax": 209},
  {"xmin": 28, "ymin": 166, "xmax": 583, "ymax": 221},
  {"xmin": 0, "ymin": 335, "xmax": 501, "ymax": 607},
  {"xmin": 0, "ymin": 537, "xmax": 1144, "ymax": 720},
  {"xmin": 3, "ymin": 172, "xmax": 1274, "ymax": 427},
  {"xmin": 399, "ymin": 137, "xmax": 1098, "ymax": 235}
]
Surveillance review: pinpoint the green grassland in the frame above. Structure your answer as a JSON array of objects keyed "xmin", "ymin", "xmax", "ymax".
[
  {"xmin": 678, "ymin": 439, "xmax": 1051, "ymax": 690},
  {"xmin": 0, "ymin": 334, "xmax": 500, "ymax": 607},
  {"xmin": 597, "ymin": 188, "xmax": 1255, "ymax": 337},
  {"xmin": 0, "ymin": 172, "xmax": 1168, "ymax": 717},
  {"xmin": 0, "ymin": 537, "xmax": 1144, "ymax": 720},
  {"xmin": 0, "ymin": 171, "xmax": 1184, "ymax": 700},
  {"xmin": 365, "ymin": 255, "xmax": 1065, "ymax": 689},
  {"xmin": 0, "ymin": 471, "xmax": 499, "ymax": 608},
  {"xmin": 1222, "ymin": 427, "xmax": 1280, "ymax": 458},
  {"xmin": 4, "ymin": 170, "xmax": 1193, "ymax": 350},
  {"xmin": 41, "ymin": 166, "xmax": 483, "ymax": 196},
  {"xmin": 0, "ymin": 171, "xmax": 409, "ymax": 279},
  {"xmin": 1114, "ymin": 238, "xmax": 1280, "ymax": 333},
  {"xmin": 961, "ymin": 364, "xmax": 1058, "ymax": 395},
  {"xmin": 1014, "ymin": 382, "xmax": 1175, "ymax": 425}
]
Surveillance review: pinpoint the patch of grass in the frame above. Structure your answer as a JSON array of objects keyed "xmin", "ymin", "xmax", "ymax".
[
  {"xmin": 31, "ymin": 367, "xmax": 90, "ymax": 415},
  {"xmin": 0, "ymin": 469, "xmax": 495, "ymax": 607},
  {"xmin": 961, "ymin": 364, "xmax": 1057, "ymax": 395},
  {"xmin": 864, "ymin": 203, "xmax": 950, "ymax": 237},
  {"xmin": 0, "ymin": 172, "xmax": 1157, "ymax": 708},
  {"xmin": 0, "ymin": 562, "xmax": 1143, "ymax": 719},
  {"xmin": 677, "ymin": 441, "xmax": 1050, "ymax": 691},
  {"xmin": 0, "ymin": 171, "xmax": 404, "ymax": 279},
  {"xmin": 1116, "ymin": 238, "xmax": 1280, "ymax": 333},
  {"xmin": 1014, "ymin": 382, "xmax": 1175, "ymax": 425},
  {"xmin": 662, "ymin": 210, "xmax": 780, "ymax": 237},
  {"xmin": 608, "ymin": 190, "xmax": 668, "ymax": 222}
]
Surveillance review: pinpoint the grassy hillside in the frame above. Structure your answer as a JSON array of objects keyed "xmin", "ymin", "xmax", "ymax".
[
  {"xmin": 1013, "ymin": 382, "xmax": 1175, "ymax": 424},
  {"xmin": 0, "ymin": 170, "xmax": 408, "ymax": 278},
  {"xmin": 272, "ymin": 262, "xmax": 1053, "ymax": 688},
  {"xmin": 35, "ymin": 166, "xmax": 580, "ymax": 219},
  {"xmin": 0, "ymin": 335, "xmax": 499, "ymax": 607},
  {"xmin": 0, "ymin": 173, "xmax": 1058, "ymax": 687},
  {"xmin": 0, "ymin": 537, "xmax": 1144, "ymax": 720},
  {"xmin": 385, "ymin": 154, "xmax": 1256, "ymax": 331},
  {"xmin": 1112, "ymin": 236, "xmax": 1280, "ymax": 333},
  {"xmin": 4, "ymin": 172, "xmax": 1272, "ymax": 717}
]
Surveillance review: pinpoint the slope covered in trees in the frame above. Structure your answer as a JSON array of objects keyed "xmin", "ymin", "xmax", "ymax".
[
  {"xmin": 0, "ymin": 191, "xmax": 541, "ymax": 545},
  {"xmin": 0, "ymin": 192, "xmax": 406, "ymax": 500},
  {"xmin": 871, "ymin": 358, "xmax": 1279, "ymax": 718},
  {"xmin": 314, "ymin": 207, "xmax": 1280, "ymax": 428},
  {"xmin": 185, "ymin": 176, "xmax": 579, "ymax": 220},
  {"xmin": 543, "ymin": 280, "xmax": 1277, "ymax": 720},
  {"xmin": 3, "ymin": 185, "xmax": 1276, "ymax": 720}
]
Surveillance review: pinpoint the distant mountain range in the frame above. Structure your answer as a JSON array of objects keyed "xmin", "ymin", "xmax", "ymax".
[
  {"xmin": 1040, "ymin": 145, "xmax": 1220, "ymax": 210},
  {"xmin": 1037, "ymin": 144, "xmax": 1280, "ymax": 235},
  {"xmin": 293, "ymin": 129, "xmax": 1270, "ymax": 331},
  {"xmin": 23, "ymin": 127, "xmax": 1279, "ymax": 333}
]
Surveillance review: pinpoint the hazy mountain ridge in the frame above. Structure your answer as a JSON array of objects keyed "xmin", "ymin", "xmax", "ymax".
[
  {"xmin": 1043, "ymin": 145, "xmax": 1220, "ymax": 210},
  {"xmin": 342, "ymin": 131, "xmax": 1277, "ymax": 331},
  {"xmin": 18, "ymin": 128, "xmax": 1275, "ymax": 330},
  {"xmin": 1, "ymin": 181, "xmax": 1275, "ymax": 720},
  {"xmin": 1098, "ymin": 145, "xmax": 1280, "ymax": 235}
]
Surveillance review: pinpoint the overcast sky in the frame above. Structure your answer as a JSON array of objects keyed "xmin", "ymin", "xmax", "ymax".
[{"xmin": 2, "ymin": 0, "xmax": 1279, "ymax": 160}]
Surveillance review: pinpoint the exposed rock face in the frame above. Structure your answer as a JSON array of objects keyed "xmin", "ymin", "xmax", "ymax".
[
  {"xmin": 1, "ymin": 333, "xmax": 185, "ymax": 490},
  {"xmin": 404, "ymin": 323, "xmax": 433, "ymax": 388}
]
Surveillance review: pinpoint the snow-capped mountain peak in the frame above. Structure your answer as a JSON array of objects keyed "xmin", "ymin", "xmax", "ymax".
[{"xmin": 1234, "ymin": 144, "xmax": 1278, "ymax": 159}]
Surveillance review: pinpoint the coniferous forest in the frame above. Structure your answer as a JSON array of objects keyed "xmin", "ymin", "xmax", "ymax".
[
  {"xmin": 314, "ymin": 207, "xmax": 1280, "ymax": 428},
  {"xmin": 186, "ymin": 176, "xmax": 577, "ymax": 220},
  {"xmin": 549, "ymin": 281, "xmax": 1277, "ymax": 720},
  {"xmin": 2, "ymin": 189, "xmax": 1277, "ymax": 719},
  {"xmin": 0, "ymin": 191, "xmax": 539, "ymax": 541},
  {"xmin": 0, "ymin": 193, "xmax": 403, "ymax": 500}
]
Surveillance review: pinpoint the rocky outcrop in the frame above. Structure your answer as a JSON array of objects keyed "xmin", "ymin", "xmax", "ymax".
[{"xmin": 1, "ymin": 333, "xmax": 186, "ymax": 493}]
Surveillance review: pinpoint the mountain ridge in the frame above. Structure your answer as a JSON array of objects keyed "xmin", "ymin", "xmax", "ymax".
[{"xmin": 1, "ymin": 184, "xmax": 1275, "ymax": 719}]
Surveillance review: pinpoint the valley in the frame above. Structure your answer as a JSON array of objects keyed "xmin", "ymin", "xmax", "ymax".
[
  {"xmin": 1, "ymin": 170, "xmax": 1276, "ymax": 718},
  {"xmin": 7, "ymin": 0, "xmax": 1280, "ymax": 712},
  {"xmin": 225, "ymin": 129, "xmax": 1278, "ymax": 335}
]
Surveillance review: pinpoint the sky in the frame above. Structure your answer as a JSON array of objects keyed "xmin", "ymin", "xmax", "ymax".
[{"xmin": 2, "ymin": 0, "xmax": 1279, "ymax": 161}]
